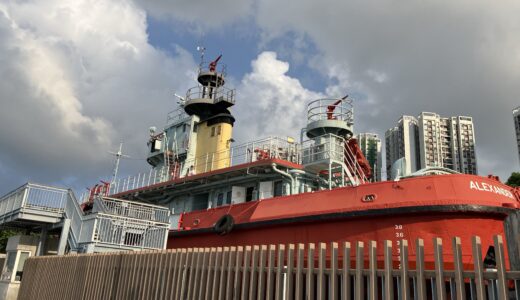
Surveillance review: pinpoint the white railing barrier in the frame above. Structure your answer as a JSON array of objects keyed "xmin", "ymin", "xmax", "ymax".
[{"xmin": 108, "ymin": 136, "xmax": 300, "ymax": 196}]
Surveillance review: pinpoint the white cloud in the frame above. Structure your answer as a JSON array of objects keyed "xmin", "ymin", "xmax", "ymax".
[
  {"xmin": 0, "ymin": 0, "xmax": 197, "ymax": 193},
  {"xmin": 233, "ymin": 52, "xmax": 323, "ymax": 142},
  {"xmin": 254, "ymin": 0, "xmax": 520, "ymax": 179}
]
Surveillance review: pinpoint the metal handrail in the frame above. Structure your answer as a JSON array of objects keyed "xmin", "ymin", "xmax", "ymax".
[
  {"xmin": 166, "ymin": 107, "xmax": 190, "ymax": 126},
  {"xmin": 94, "ymin": 196, "xmax": 169, "ymax": 223},
  {"xmin": 307, "ymin": 98, "xmax": 353, "ymax": 123},
  {"xmin": 197, "ymin": 60, "xmax": 227, "ymax": 77},
  {"xmin": 109, "ymin": 136, "xmax": 301, "ymax": 195},
  {"xmin": 185, "ymin": 85, "xmax": 235, "ymax": 104}
]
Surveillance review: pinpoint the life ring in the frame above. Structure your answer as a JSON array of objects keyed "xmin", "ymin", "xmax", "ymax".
[{"xmin": 213, "ymin": 214, "xmax": 234, "ymax": 235}]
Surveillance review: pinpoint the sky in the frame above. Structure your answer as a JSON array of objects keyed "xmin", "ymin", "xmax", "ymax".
[{"xmin": 0, "ymin": 0, "xmax": 519, "ymax": 195}]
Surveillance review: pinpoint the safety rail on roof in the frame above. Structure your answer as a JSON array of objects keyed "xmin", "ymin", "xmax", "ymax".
[
  {"xmin": 185, "ymin": 85, "xmax": 235, "ymax": 105},
  {"xmin": 93, "ymin": 196, "xmax": 170, "ymax": 223},
  {"xmin": 0, "ymin": 183, "xmax": 67, "ymax": 224},
  {"xmin": 166, "ymin": 107, "xmax": 191, "ymax": 126},
  {"xmin": 106, "ymin": 136, "xmax": 301, "ymax": 196}
]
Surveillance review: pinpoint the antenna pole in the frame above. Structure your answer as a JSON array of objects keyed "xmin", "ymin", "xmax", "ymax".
[{"xmin": 109, "ymin": 141, "xmax": 129, "ymax": 183}]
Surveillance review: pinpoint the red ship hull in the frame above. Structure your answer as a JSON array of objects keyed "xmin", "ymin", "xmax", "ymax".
[{"xmin": 168, "ymin": 174, "xmax": 519, "ymax": 268}]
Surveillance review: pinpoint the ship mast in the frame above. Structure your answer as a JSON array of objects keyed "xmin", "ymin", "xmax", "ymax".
[{"xmin": 109, "ymin": 141, "xmax": 129, "ymax": 183}]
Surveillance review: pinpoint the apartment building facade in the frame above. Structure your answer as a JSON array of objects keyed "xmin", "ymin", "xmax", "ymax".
[
  {"xmin": 384, "ymin": 116, "xmax": 420, "ymax": 179},
  {"xmin": 385, "ymin": 112, "xmax": 477, "ymax": 178}
]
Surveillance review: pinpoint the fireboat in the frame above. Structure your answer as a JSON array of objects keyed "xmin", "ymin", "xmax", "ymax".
[{"xmin": 90, "ymin": 51, "xmax": 520, "ymax": 269}]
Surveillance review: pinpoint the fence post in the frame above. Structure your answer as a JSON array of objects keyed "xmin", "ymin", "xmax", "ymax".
[
  {"xmin": 174, "ymin": 249, "xmax": 186, "ymax": 299},
  {"xmin": 218, "ymin": 247, "xmax": 229, "ymax": 300},
  {"xmin": 241, "ymin": 246, "xmax": 252, "ymax": 300},
  {"xmin": 249, "ymin": 245, "xmax": 260, "ymax": 300},
  {"xmin": 494, "ymin": 235, "xmax": 508, "ymax": 299},
  {"xmin": 343, "ymin": 242, "xmax": 351, "ymax": 300},
  {"xmin": 471, "ymin": 236, "xmax": 485, "ymax": 300},
  {"xmin": 286, "ymin": 244, "xmax": 295, "ymax": 300},
  {"xmin": 400, "ymin": 239, "xmax": 410, "ymax": 300},
  {"xmin": 295, "ymin": 244, "xmax": 305, "ymax": 300},
  {"xmin": 330, "ymin": 242, "xmax": 339, "ymax": 300},
  {"xmin": 204, "ymin": 248, "xmax": 216, "ymax": 300},
  {"xmin": 307, "ymin": 243, "xmax": 315, "ymax": 300},
  {"xmin": 266, "ymin": 245, "xmax": 276, "ymax": 300},
  {"xmin": 369, "ymin": 241, "xmax": 377, "ymax": 300},
  {"xmin": 318, "ymin": 243, "xmax": 326, "ymax": 300},
  {"xmin": 384, "ymin": 240, "xmax": 393, "ymax": 300},
  {"xmin": 433, "ymin": 238, "xmax": 446, "ymax": 300},
  {"xmin": 226, "ymin": 246, "xmax": 237, "ymax": 300},
  {"xmin": 355, "ymin": 241, "xmax": 364, "ymax": 300},
  {"xmin": 415, "ymin": 239, "xmax": 426, "ymax": 300},
  {"xmin": 257, "ymin": 245, "xmax": 268, "ymax": 300},
  {"xmin": 233, "ymin": 246, "xmax": 244, "ymax": 300},
  {"xmin": 186, "ymin": 248, "xmax": 199, "ymax": 299},
  {"xmin": 275, "ymin": 244, "xmax": 285, "ymax": 300},
  {"xmin": 452, "ymin": 237, "xmax": 466, "ymax": 300},
  {"xmin": 211, "ymin": 247, "xmax": 223, "ymax": 300}
]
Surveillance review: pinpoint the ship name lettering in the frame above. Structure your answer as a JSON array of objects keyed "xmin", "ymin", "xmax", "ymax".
[{"xmin": 469, "ymin": 181, "xmax": 514, "ymax": 199}]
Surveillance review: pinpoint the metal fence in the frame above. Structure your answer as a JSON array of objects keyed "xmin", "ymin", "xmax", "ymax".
[
  {"xmin": 94, "ymin": 197, "xmax": 170, "ymax": 223},
  {"xmin": 17, "ymin": 235, "xmax": 520, "ymax": 300},
  {"xmin": 0, "ymin": 183, "xmax": 67, "ymax": 223},
  {"xmin": 93, "ymin": 214, "xmax": 169, "ymax": 250}
]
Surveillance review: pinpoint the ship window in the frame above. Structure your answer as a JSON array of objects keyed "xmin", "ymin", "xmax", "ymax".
[
  {"xmin": 217, "ymin": 125, "xmax": 222, "ymax": 136},
  {"xmin": 217, "ymin": 193, "xmax": 224, "ymax": 206},
  {"xmin": 226, "ymin": 191, "xmax": 232, "ymax": 204},
  {"xmin": 192, "ymin": 193, "xmax": 209, "ymax": 211},
  {"xmin": 211, "ymin": 127, "xmax": 216, "ymax": 137},
  {"xmin": 182, "ymin": 124, "xmax": 186, "ymax": 132},
  {"xmin": 274, "ymin": 181, "xmax": 284, "ymax": 197},
  {"xmin": 246, "ymin": 187, "xmax": 255, "ymax": 202}
]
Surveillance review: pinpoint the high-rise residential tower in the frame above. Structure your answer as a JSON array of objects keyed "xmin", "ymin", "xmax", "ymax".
[
  {"xmin": 357, "ymin": 133, "xmax": 382, "ymax": 182},
  {"xmin": 386, "ymin": 112, "xmax": 477, "ymax": 178},
  {"xmin": 514, "ymin": 106, "xmax": 520, "ymax": 164},
  {"xmin": 384, "ymin": 116, "xmax": 420, "ymax": 179},
  {"xmin": 417, "ymin": 113, "xmax": 477, "ymax": 175}
]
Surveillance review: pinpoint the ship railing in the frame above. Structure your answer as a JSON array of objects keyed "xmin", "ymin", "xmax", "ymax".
[
  {"xmin": 0, "ymin": 183, "xmax": 68, "ymax": 223},
  {"xmin": 93, "ymin": 196, "xmax": 170, "ymax": 223},
  {"xmin": 90, "ymin": 214, "xmax": 169, "ymax": 250},
  {"xmin": 198, "ymin": 60, "xmax": 227, "ymax": 77},
  {"xmin": 166, "ymin": 107, "xmax": 190, "ymax": 126},
  {"xmin": 108, "ymin": 165, "xmax": 171, "ymax": 195},
  {"xmin": 107, "ymin": 136, "xmax": 301, "ymax": 195},
  {"xmin": 307, "ymin": 97, "xmax": 354, "ymax": 123},
  {"xmin": 18, "ymin": 235, "xmax": 520, "ymax": 299},
  {"xmin": 187, "ymin": 136, "xmax": 301, "ymax": 172},
  {"xmin": 185, "ymin": 85, "xmax": 235, "ymax": 105}
]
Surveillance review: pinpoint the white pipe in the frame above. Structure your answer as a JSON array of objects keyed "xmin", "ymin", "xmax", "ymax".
[{"xmin": 271, "ymin": 163, "xmax": 294, "ymax": 195}]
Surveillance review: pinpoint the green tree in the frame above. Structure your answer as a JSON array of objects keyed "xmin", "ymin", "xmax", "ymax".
[{"xmin": 506, "ymin": 172, "xmax": 520, "ymax": 187}]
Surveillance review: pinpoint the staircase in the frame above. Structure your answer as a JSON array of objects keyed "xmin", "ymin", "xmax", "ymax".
[{"xmin": 0, "ymin": 183, "xmax": 170, "ymax": 254}]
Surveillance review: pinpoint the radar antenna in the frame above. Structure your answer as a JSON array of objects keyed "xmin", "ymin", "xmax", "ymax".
[{"xmin": 108, "ymin": 141, "xmax": 130, "ymax": 183}]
